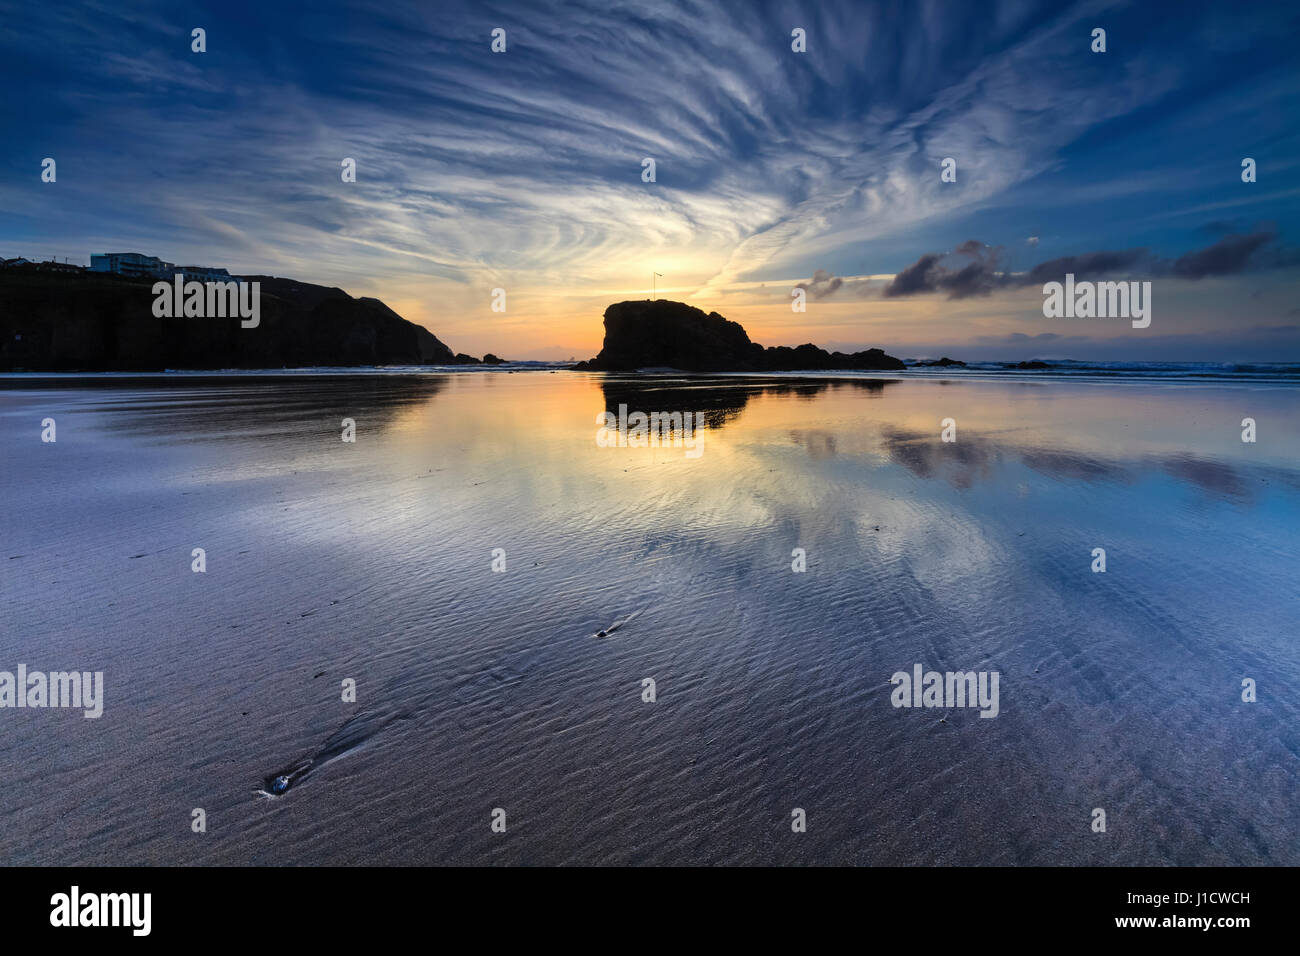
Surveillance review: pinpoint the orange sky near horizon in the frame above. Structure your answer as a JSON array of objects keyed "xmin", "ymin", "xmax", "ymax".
[{"xmin": 378, "ymin": 271, "xmax": 1296, "ymax": 363}]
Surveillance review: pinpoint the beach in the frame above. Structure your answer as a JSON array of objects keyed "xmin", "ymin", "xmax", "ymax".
[{"xmin": 1, "ymin": 369, "xmax": 1297, "ymax": 865}]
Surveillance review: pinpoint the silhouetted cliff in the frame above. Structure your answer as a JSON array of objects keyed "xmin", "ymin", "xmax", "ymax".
[
  {"xmin": 0, "ymin": 270, "xmax": 458, "ymax": 371},
  {"xmin": 572, "ymin": 299, "xmax": 906, "ymax": 372}
]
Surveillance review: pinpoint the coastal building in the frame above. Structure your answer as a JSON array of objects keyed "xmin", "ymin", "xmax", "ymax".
[
  {"xmin": 175, "ymin": 265, "xmax": 236, "ymax": 283},
  {"xmin": 1, "ymin": 257, "xmax": 83, "ymax": 273},
  {"xmin": 90, "ymin": 252, "xmax": 174, "ymax": 278},
  {"xmin": 90, "ymin": 252, "xmax": 239, "ymax": 282},
  {"xmin": 34, "ymin": 260, "xmax": 84, "ymax": 273}
]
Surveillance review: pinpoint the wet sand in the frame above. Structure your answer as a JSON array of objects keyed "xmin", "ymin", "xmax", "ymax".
[{"xmin": 1, "ymin": 371, "xmax": 1297, "ymax": 865}]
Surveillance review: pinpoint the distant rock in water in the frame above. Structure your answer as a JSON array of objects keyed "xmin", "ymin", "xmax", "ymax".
[
  {"xmin": 913, "ymin": 356, "xmax": 967, "ymax": 367},
  {"xmin": 572, "ymin": 299, "xmax": 906, "ymax": 372},
  {"xmin": 1008, "ymin": 360, "xmax": 1052, "ymax": 369},
  {"xmin": 481, "ymin": 353, "xmax": 505, "ymax": 365},
  {"xmin": 0, "ymin": 270, "xmax": 460, "ymax": 371}
]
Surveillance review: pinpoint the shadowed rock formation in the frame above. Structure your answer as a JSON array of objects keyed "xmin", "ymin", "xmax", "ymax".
[
  {"xmin": 572, "ymin": 299, "xmax": 906, "ymax": 372},
  {"xmin": 0, "ymin": 269, "xmax": 460, "ymax": 371}
]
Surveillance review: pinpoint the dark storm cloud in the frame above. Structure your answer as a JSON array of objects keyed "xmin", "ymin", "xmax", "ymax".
[
  {"xmin": 884, "ymin": 228, "xmax": 1287, "ymax": 300},
  {"xmin": 1022, "ymin": 248, "xmax": 1153, "ymax": 284},
  {"xmin": 1172, "ymin": 229, "xmax": 1277, "ymax": 278},
  {"xmin": 882, "ymin": 242, "xmax": 1006, "ymax": 299},
  {"xmin": 796, "ymin": 269, "xmax": 844, "ymax": 299}
]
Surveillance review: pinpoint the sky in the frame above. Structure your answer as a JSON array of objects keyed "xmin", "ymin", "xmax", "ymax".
[{"xmin": 2, "ymin": 0, "xmax": 1298, "ymax": 361}]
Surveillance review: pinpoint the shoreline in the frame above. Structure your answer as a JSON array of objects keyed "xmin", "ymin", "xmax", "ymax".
[{"xmin": 4, "ymin": 362, "xmax": 1300, "ymax": 387}]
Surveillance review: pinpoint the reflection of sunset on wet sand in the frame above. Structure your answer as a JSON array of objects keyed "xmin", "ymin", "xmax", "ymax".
[{"xmin": 3, "ymin": 371, "xmax": 1296, "ymax": 865}]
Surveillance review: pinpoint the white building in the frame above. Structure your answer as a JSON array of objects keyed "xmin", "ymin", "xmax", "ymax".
[
  {"xmin": 89, "ymin": 252, "xmax": 239, "ymax": 283},
  {"xmin": 175, "ymin": 265, "xmax": 236, "ymax": 283},
  {"xmin": 90, "ymin": 252, "xmax": 173, "ymax": 278}
]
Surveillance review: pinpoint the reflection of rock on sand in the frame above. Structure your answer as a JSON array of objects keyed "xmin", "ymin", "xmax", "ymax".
[{"xmin": 594, "ymin": 607, "xmax": 644, "ymax": 639}]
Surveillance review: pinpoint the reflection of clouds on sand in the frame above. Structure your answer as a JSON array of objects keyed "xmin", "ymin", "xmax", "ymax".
[
  {"xmin": 787, "ymin": 429, "xmax": 837, "ymax": 460},
  {"xmin": 5, "ymin": 371, "xmax": 1299, "ymax": 866},
  {"xmin": 591, "ymin": 374, "xmax": 1298, "ymax": 504},
  {"xmin": 1019, "ymin": 449, "xmax": 1132, "ymax": 485},
  {"xmin": 1156, "ymin": 454, "xmax": 1250, "ymax": 501},
  {"xmin": 879, "ymin": 425, "xmax": 997, "ymax": 489},
  {"xmin": 37, "ymin": 374, "xmax": 450, "ymax": 443}
]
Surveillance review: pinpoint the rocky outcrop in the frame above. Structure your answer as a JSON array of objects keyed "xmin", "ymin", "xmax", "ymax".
[
  {"xmin": 0, "ymin": 270, "xmax": 460, "ymax": 371},
  {"xmin": 451, "ymin": 352, "xmax": 507, "ymax": 365},
  {"xmin": 572, "ymin": 299, "xmax": 906, "ymax": 372},
  {"xmin": 913, "ymin": 356, "xmax": 966, "ymax": 367}
]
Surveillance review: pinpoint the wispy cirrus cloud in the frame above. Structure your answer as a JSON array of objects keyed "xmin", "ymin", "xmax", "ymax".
[{"xmin": 2, "ymin": 0, "xmax": 1298, "ymax": 358}]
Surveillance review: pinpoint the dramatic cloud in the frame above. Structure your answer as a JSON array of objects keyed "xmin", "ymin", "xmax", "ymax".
[
  {"xmin": 1, "ymin": 0, "xmax": 1297, "ymax": 358},
  {"xmin": 884, "ymin": 228, "xmax": 1285, "ymax": 300},
  {"xmin": 795, "ymin": 269, "xmax": 844, "ymax": 299},
  {"xmin": 1172, "ymin": 229, "xmax": 1277, "ymax": 278},
  {"xmin": 1023, "ymin": 249, "xmax": 1153, "ymax": 285},
  {"xmin": 882, "ymin": 254, "xmax": 943, "ymax": 297},
  {"xmin": 883, "ymin": 241, "xmax": 1005, "ymax": 299}
]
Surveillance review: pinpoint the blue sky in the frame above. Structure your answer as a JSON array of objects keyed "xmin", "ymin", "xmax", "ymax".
[{"xmin": 2, "ymin": 0, "xmax": 1298, "ymax": 360}]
